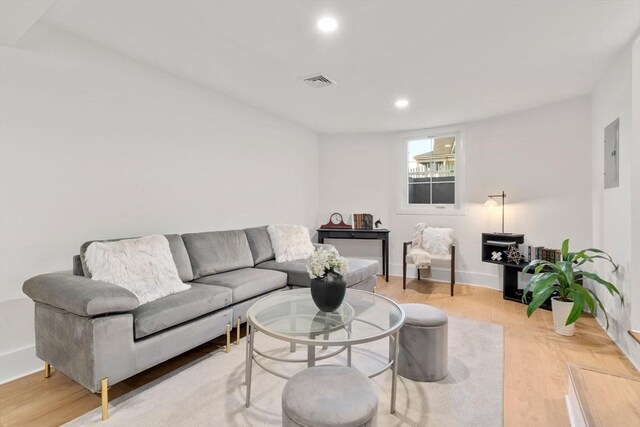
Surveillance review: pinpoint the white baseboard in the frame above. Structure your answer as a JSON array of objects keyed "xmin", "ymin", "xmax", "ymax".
[
  {"xmin": 593, "ymin": 315, "xmax": 640, "ymax": 372},
  {"xmin": 0, "ymin": 345, "xmax": 42, "ymax": 384},
  {"xmin": 389, "ymin": 263, "xmax": 501, "ymax": 291},
  {"xmin": 565, "ymin": 393, "xmax": 586, "ymax": 427}
]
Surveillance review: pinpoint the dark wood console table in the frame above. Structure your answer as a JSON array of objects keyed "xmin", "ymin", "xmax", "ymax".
[{"xmin": 317, "ymin": 228, "xmax": 390, "ymax": 282}]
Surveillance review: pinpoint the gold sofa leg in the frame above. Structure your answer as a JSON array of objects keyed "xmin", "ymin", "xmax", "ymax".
[
  {"xmin": 44, "ymin": 362, "xmax": 51, "ymax": 378},
  {"xmin": 100, "ymin": 378, "xmax": 109, "ymax": 421},
  {"xmin": 236, "ymin": 318, "xmax": 241, "ymax": 345},
  {"xmin": 226, "ymin": 323, "xmax": 231, "ymax": 353}
]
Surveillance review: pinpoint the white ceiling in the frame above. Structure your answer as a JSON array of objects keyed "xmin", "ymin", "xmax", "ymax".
[{"xmin": 27, "ymin": 1, "xmax": 640, "ymax": 132}]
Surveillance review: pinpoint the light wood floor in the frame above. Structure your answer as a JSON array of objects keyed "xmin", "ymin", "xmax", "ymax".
[
  {"xmin": 1, "ymin": 277, "xmax": 638, "ymax": 426},
  {"xmin": 568, "ymin": 365, "xmax": 640, "ymax": 426}
]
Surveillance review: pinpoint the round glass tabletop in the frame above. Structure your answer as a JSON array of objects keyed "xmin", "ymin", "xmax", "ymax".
[{"xmin": 246, "ymin": 288, "xmax": 405, "ymax": 345}]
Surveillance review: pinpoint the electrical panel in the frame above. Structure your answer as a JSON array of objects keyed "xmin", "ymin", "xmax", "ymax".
[{"xmin": 604, "ymin": 118, "xmax": 619, "ymax": 189}]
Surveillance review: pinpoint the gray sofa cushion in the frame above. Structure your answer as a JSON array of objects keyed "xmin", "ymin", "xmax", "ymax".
[
  {"xmin": 165, "ymin": 234, "xmax": 195, "ymax": 282},
  {"xmin": 78, "ymin": 234, "xmax": 194, "ymax": 282},
  {"xmin": 72, "ymin": 255, "xmax": 84, "ymax": 276},
  {"xmin": 343, "ymin": 258, "xmax": 380, "ymax": 285},
  {"xmin": 244, "ymin": 226, "xmax": 275, "ymax": 264},
  {"xmin": 131, "ymin": 283, "xmax": 231, "ymax": 339},
  {"xmin": 182, "ymin": 230, "xmax": 254, "ymax": 278},
  {"xmin": 192, "ymin": 268, "xmax": 287, "ymax": 303},
  {"xmin": 256, "ymin": 257, "xmax": 379, "ymax": 288},
  {"xmin": 255, "ymin": 259, "xmax": 311, "ymax": 287}
]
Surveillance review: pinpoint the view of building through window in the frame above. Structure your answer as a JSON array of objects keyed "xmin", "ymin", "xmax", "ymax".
[{"xmin": 407, "ymin": 136, "xmax": 456, "ymax": 204}]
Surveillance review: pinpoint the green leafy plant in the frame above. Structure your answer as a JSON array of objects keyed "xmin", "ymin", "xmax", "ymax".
[{"xmin": 522, "ymin": 239, "xmax": 623, "ymax": 329}]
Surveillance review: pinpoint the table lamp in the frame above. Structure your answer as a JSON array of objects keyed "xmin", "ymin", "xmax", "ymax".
[{"xmin": 484, "ymin": 191, "xmax": 508, "ymax": 234}]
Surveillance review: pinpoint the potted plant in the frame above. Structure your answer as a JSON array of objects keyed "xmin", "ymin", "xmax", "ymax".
[
  {"xmin": 306, "ymin": 248, "xmax": 349, "ymax": 312},
  {"xmin": 522, "ymin": 239, "xmax": 623, "ymax": 336}
]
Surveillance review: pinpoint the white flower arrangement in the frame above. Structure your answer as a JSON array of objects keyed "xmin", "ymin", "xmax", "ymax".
[{"xmin": 306, "ymin": 248, "xmax": 349, "ymax": 279}]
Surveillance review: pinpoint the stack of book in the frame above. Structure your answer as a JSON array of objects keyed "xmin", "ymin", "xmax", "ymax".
[
  {"xmin": 527, "ymin": 246, "xmax": 562, "ymax": 263},
  {"xmin": 542, "ymin": 248, "xmax": 562, "ymax": 263},
  {"xmin": 352, "ymin": 213, "xmax": 373, "ymax": 230}
]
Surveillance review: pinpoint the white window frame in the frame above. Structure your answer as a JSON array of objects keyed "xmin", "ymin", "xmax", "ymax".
[{"xmin": 397, "ymin": 125, "xmax": 466, "ymax": 215}]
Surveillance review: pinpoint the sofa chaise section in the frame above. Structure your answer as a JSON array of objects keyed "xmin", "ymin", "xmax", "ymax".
[
  {"xmin": 256, "ymin": 257, "xmax": 378, "ymax": 290},
  {"xmin": 243, "ymin": 226, "xmax": 379, "ymax": 292}
]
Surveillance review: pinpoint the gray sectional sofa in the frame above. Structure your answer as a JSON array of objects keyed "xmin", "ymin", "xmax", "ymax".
[{"xmin": 22, "ymin": 226, "xmax": 378, "ymax": 419}]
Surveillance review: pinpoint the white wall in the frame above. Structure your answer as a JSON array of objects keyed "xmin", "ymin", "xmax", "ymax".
[
  {"xmin": 633, "ymin": 36, "xmax": 640, "ymax": 361},
  {"xmin": 0, "ymin": 23, "xmax": 319, "ymax": 382},
  {"xmin": 1, "ymin": 18, "xmax": 635, "ymax": 386},
  {"xmin": 590, "ymin": 36, "xmax": 640, "ymax": 370},
  {"xmin": 319, "ymin": 96, "xmax": 592, "ymax": 289}
]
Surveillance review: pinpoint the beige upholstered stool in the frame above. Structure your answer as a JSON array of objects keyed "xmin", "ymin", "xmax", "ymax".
[
  {"xmin": 397, "ymin": 303, "xmax": 448, "ymax": 382},
  {"xmin": 282, "ymin": 365, "xmax": 378, "ymax": 427}
]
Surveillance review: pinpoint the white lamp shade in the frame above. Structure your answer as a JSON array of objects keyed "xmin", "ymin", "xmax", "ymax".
[{"xmin": 484, "ymin": 197, "xmax": 499, "ymax": 208}]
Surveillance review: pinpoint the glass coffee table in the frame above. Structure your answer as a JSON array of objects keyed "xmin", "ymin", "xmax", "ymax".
[{"xmin": 245, "ymin": 288, "xmax": 405, "ymax": 413}]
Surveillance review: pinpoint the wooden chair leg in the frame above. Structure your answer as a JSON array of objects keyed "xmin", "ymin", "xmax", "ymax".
[
  {"xmin": 44, "ymin": 362, "xmax": 51, "ymax": 378},
  {"xmin": 450, "ymin": 272, "xmax": 454, "ymax": 296},
  {"xmin": 402, "ymin": 249, "xmax": 408, "ymax": 290},
  {"xmin": 450, "ymin": 245, "xmax": 456, "ymax": 296}
]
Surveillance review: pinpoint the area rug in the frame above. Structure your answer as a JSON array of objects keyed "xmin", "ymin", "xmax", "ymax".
[{"xmin": 66, "ymin": 316, "xmax": 503, "ymax": 426}]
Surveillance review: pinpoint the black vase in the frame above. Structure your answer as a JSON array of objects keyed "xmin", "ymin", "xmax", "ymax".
[{"xmin": 310, "ymin": 273, "xmax": 347, "ymax": 312}]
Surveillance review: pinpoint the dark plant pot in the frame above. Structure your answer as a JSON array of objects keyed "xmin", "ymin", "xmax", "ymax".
[{"xmin": 310, "ymin": 273, "xmax": 347, "ymax": 312}]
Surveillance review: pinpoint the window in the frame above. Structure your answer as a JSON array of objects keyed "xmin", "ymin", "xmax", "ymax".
[
  {"xmin": 407, "ymin": 136, "xmax": 456, "ymax": 204},
  {"xmin": 398, "ymin": 127, "xmax": 464, "ymax": 214}
]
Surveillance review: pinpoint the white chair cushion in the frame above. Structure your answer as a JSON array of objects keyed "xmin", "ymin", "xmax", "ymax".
[
  {"xmin": 429, "ymin": 253, "xmax": 453, "ymax": 267},
  {"xmin": 422, "ymin": 227, "xmax": 453, "ymax": 255},
  {"xmin": 407, "ymin": 253, "xmax": 450, "ymax": 266}
]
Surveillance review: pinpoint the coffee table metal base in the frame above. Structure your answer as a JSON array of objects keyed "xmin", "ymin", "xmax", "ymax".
[{"xmin": 244, "ymin": 322, "xmax": 400, "ymax": 414}]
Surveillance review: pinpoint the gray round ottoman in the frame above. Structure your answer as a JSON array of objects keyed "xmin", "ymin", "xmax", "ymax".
[
  {"xmin": 282, "ymin": 365, "xmax": 378, "ymax": 427},
  {"xmin": 398, "ymin": 303, "xmax": 448, "ymax": 382}
]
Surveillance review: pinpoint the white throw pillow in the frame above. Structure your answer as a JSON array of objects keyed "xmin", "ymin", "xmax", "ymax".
[
  {"xmin": 421, "ymin": 227, "xmax": 453, "ymax": 255},
  {"xmin": 84, "ymin": 235, "xmax": 190, "ymax": 305},
  {"xmin": 267, "ymin": 224, "xmax": 315, "ymax": 263}
]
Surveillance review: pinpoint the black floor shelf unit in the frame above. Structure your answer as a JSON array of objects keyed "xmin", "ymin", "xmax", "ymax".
[{"xmin": 481, "ymin": 232, "xmax": 552, "ymax": 311}]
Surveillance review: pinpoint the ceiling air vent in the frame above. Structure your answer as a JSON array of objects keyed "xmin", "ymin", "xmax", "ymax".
[{"xmin": 302, "ymin": 74, "xmax": 337, "ymax": 88}]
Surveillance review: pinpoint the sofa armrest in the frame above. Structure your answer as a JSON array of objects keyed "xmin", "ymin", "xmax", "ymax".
[
  {"xmin": 313, "ymin": 243, "xmax": 336, "ymax": 251},
  {"xmin": 23, "ymin": 273, "xmax": 139, "ymax": 317}
]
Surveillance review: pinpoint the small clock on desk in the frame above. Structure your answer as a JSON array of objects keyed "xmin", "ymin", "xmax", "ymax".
[{"xmin": 320, "ymin": 212, "xmax": 352, "ymax": 229}]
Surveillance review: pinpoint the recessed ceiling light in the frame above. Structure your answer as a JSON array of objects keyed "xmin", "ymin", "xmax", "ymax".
[
  {"xmin": 395, "ymin": 99, "xmax": 409, "ymax": 108},
  {"xmin": 317, "ymin": 17, "xmax": 338, "ymax": 33}
]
